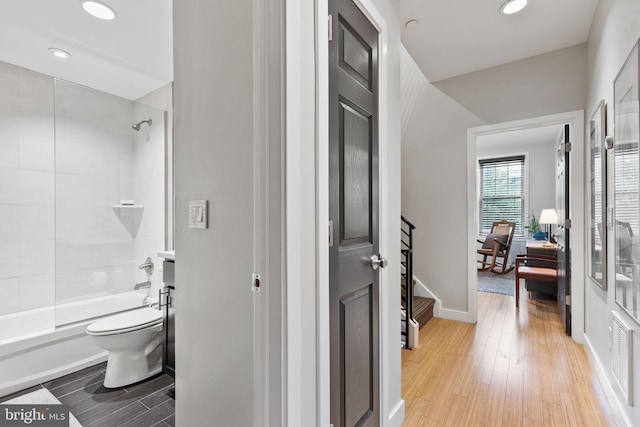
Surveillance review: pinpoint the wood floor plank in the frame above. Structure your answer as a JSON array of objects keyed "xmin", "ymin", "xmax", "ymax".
[
  {"xmin": 401, "ymin": 289, "xmax": 615, "ymax": 426},
  {"xmin": 42, "ymin": 363, "xmax": 106, "ymax": 392},
  {"xmin": 486, "ymin": 371, "xmax": 508, "ymax": 426},
  {"xmin": 72, "ymin": 374, "xmax": 173, "ymax": 421},
  {"xmin": 139, "ymin": 385, "xmax": 174, "ymax": 410},
  {"xmin": 48, "ymin": 372, "xmax": 105, "ymax": 398},
  {"xmin": 119, "ymin": 400, "xmax": 175, "ymax": 427},
  {"xmin": 82, "ymin": 401, "xmax": 148, "ymax": 427},
  {"xmin": 542, "ymin": 402, "xmax": 566, "ymax": 426},
  {"xmin": 163, "ymin": 413, "xmax": 175, "ymax": 427}
]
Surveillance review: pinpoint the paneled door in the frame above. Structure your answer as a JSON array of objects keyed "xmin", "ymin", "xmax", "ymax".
[
  {"xmin": 556, "ymin": 124, "xmax": 571, "ymax": 335},
  {"xmin": 328, "ymin": 0, "xmax": 381, "ymax": 426}
]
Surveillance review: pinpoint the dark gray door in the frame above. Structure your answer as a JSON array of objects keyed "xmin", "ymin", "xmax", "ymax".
[
  {"xmin": 556, "ymin": 124, "xmax": 571, "ymax": 335},
  {"xmin": 329, "ymin": 0, "xmax": 379, "ymax": 426}
]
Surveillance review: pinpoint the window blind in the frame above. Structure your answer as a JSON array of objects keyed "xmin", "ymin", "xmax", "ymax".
[
  {"xmin": 614, "ymin": 146, "xmax": 640, "ymax": 235},
  {"xmin": 479, "ymin": 156, "xmax": 525, "ymax": 235}
]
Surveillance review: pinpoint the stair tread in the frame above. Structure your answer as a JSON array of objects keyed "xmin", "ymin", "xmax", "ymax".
[
  {"xmin": 412, "ymin": 296, "xmax": 435, "ymax": 330},
  {"xmin": 413, "ymin": 296, "xmax": 435, "ymax": 313}
]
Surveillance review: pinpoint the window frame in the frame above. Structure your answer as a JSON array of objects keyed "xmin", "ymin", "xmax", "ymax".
[{"xmin": 478, "ymin": 154, "xmax": 529, "ymax": 237}]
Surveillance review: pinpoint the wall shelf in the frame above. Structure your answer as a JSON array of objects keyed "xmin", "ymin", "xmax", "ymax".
[{"xmin": 111, "ymin": 205, "xmax": 144, "ymax": 209}]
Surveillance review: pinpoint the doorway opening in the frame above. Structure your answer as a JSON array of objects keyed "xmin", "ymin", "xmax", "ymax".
[{"xmin": 466, "ymin": 111, "xmax": 585, "ymax": 342}]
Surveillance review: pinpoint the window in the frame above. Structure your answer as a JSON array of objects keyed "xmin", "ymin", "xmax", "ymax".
[
  {"xmin": 614, "ymin": 145, "xmax": 639, "ymax": 235},
  {"xmin": 479, "ymin": 155, "xmax": 525, "ymax": 235}
]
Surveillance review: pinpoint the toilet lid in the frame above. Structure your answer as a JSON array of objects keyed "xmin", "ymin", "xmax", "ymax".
[{"xmin": 87, "ymin": 307, "xmax": 162, "ymax": 335}]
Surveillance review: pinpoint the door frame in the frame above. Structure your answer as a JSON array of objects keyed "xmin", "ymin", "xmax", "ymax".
[
  {"xmin": 253, "ymin": 0, "xmax": 285, "ymax": 425},
  {"xmin": 317, "ymin": 0, "xmax": 391, "ymax": 425},
  {"xmin": 466, "ymin": 110, "xmax": 585, "ymax": 343}
]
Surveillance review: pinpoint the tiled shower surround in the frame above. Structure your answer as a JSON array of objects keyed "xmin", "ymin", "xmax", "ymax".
[{"xmin": 0, "ymin": 61, "xmax": 165, "ymax": 336}]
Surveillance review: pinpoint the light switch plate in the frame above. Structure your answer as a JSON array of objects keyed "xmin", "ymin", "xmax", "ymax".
[{"xmin": 189, "ymin": 200, "xmax": 208, "ymax": 229}]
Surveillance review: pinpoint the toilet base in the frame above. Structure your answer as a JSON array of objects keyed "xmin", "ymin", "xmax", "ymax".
[{"xmin": 103, "ymin": 349, "xmax": 163, "ymax": 388}]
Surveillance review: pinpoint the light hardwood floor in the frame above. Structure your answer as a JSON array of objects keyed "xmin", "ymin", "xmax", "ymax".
[{"xmin": 402, "ymin": 285, "xmax": 617, "ymax": 426}]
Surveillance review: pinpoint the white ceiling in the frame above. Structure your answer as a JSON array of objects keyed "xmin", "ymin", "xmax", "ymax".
[
  {"xmin": 400, "ymin": 0, "xmax": 599, "ymax": 83},
  {"xmin": 0, "ymin": 1, "xmax": 599, "ymax": 99},
  {"xmin": 0, "ymin": 0, "xmax": 172, "ymax": 100}
]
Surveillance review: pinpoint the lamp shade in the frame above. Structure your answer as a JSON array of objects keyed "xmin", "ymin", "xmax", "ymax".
[{"xmin": 539, "ymin": 208, "xmax": 558, "ymax": 225}]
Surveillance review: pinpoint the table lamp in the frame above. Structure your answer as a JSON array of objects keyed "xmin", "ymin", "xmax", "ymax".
[{"xmin": 539, "ymin": 208, "xmax": 558, "ymax": 245}]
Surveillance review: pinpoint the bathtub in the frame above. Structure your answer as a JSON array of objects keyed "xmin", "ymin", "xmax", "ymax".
[{"xmin": 0, "ymin": 291, "xmax": 150, "ymax": 397}]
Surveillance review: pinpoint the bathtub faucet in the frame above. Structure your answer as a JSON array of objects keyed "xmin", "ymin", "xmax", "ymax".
[
  {"xmin": 138, "ymin": 257, "xmax": 154, "ymax": 275},
  {"xmin": 134, "ymin": 281, "xmax": 152, "ymax": 290}
]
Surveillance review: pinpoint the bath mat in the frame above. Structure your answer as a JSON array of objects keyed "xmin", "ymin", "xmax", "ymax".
[{"xmin": 2, "ymin": 387, "xmax": 82, "ymax": 426}]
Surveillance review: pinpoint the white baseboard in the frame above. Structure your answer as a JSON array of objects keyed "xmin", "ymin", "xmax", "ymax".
[
  {"xmin": 583, "ymin": 334, "xmax": 633, "ymax": 427},
  {"xmin": 439, "ymin": 308, "xmax": 471, "ymax": 323},
  {"xmin": 387, "ymin": 398, "xmax": 405, "ymax": 427},
  {"xmin": 413, "ymin": 276, "xmax": 471, "ymax": 322}
]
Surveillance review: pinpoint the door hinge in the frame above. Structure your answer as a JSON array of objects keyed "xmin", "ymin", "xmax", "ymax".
[
  {"xmin": 566, "ymin": 295, "xmax": 571, "ymax": 306},
  {"xmin": 565, "ymin": 218, "xmax": 572, "ymax": 229},
  {"xmin": 328, "ymin": 14, "xmax": 333, "ymax": 42},
  {"xmin": 328, "ymin": 220, "xmax": 334, "ymax": 247},
  {"xmin": 565, "ymin": 142, "xmax": 572, "ymax": 152},
  {"xmin": 252, "ymin": 273, "xmax": 261, "ymax": 293}
]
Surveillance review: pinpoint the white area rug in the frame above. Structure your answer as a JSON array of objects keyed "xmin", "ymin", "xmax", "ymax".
[{"xmin": 3, "ymin": 388, "xmax": 82, "ymax": 427}]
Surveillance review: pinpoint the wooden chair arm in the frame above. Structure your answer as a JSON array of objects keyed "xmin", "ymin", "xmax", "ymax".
[
  {"xmin": 514, "ymin": 253, "xmax": 558, "ymax": 268},
  {"xmin": 494, "ymin": 239, "xmax": 508, "ymax": 248},
  {"xmin": 477, "ymin": 237, "xmax": 509, "ymax": 248}
]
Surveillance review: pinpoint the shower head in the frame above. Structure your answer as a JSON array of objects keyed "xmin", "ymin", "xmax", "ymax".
[{"xmin": 132, "ymin": 119, "xmax": 152, "ymax": 131}]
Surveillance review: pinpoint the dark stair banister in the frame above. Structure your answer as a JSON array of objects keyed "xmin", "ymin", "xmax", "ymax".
[{"xmin": 401, "ymin": 215, "xmax": 416, "ymax": 349}]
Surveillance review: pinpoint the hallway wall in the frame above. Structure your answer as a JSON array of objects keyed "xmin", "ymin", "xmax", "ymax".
[
  {"xmin": 174, "ymin": 0, "xmax": 403, "ymax": 425},
  {"xmin": 585, "ymin": 0, "xmax": 640, "ymax": 424},
  {"xmin": 401, "ymin": 44, "xmax": 587, "ymax": 313},
  {"xmin": 173, "ymin": 1, "xmax": 255, "ymax": 426}
]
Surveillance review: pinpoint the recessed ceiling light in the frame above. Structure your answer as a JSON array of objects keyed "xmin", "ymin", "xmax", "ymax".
[
  {"xmin": 48, "ymin": 48, "xmax": 71, "ymax": 59},
  {"xmin": 500, "ymin": 0, "xmax": 528, "ymax": 15},
  {"xmin": 81, "ymin": 0, "xmax": 116, "ymax": 21},
  {"xmin": 405, "ymin": 19, "xmax": 419, "ymax": 29}
]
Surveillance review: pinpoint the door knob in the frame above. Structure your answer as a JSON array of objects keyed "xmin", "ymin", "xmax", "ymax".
[{"xmin": 370, "ymin": 254, "xmax": 388, "ymax": 270}]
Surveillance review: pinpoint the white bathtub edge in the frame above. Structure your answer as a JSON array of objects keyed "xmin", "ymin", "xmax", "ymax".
[
  {"xmin": 0, "ymin": 321, "xmax": 89, "ymax": 359},
  {"xmin": 0, "ymin": 352, "xmax": 108, "ymax": 398}
]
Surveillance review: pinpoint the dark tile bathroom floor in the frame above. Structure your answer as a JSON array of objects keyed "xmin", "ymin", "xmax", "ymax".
[{"xmin": 0, "ymin": 362, "xmax": 175, "ymax": 427}]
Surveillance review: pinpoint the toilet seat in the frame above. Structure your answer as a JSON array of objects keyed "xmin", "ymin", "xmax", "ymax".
[{"xmin": 87, "ymin": 307, "xmax": 163, "ymax": 336}]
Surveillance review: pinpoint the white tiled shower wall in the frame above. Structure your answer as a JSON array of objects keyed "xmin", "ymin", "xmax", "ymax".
[
  {"xmin": 0, "ymin": 62, "xmax": 55, "ymax": 318},
  {"xmin": 0, "ymin": 60, "xmax": 167, "ymax": 321},
  {"xmin": 132, "ymin": 95, "xmax": 168, "ymax": 299},
  {"xmin": 55, "ymin": 79, "xmax": 136, "ymax": 305}
]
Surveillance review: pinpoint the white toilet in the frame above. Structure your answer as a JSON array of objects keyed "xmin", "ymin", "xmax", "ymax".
[{"xmin": 87, "ymin": 307, "xmax": 164, "ymax": 388}]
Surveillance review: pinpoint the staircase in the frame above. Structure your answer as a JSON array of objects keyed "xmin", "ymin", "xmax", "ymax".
[
  {"xmin": 401, "ymin": 216, "xmax": 436, "ymax": 349},
  {"xmin": 413, "ymin": 294, "xmax": 435, "ymax": 330},
  {"xmin": 402, "ymin": 275, "xmax": 435, "ymax": 333}
]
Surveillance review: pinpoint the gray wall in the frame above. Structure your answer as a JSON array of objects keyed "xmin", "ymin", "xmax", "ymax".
[
  {"xmin": 173, "ymin": 1, "xmax": 255, "ymax": 426},
  {"xmin": 586, "ymin": 0, "xmax": 640, "ymax": 424},
  {"xmin": 401, "ymin": 44, "xmax": 587, "ymax": 312}
]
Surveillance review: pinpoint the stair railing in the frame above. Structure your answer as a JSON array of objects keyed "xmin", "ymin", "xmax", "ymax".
[{"xmin": 401, "ymin": 215, "xmax": 416, "ymax": 349}]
